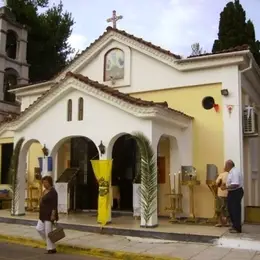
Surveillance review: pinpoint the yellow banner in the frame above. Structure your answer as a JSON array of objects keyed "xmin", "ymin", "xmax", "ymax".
[{"xmin": 91, "ymin": 159, "xmax": 113, "ymax": 226}]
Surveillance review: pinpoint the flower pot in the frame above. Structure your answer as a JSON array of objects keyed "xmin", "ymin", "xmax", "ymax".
[{"xmin": 133, "ymin": 183, "xmax": 141, "ymax": 217}]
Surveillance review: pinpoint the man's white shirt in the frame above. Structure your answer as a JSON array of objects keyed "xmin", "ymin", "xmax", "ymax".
[{"xmin": 227, "ymin": 167, "xmax": 243, "ymax": 189}]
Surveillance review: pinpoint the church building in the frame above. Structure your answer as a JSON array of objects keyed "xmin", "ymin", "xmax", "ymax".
[{"xmin": 0, "ymin": 9, "xmax": 260, "ymax": 227}]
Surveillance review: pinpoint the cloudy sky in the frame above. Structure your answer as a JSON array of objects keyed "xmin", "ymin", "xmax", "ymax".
[{"xmin": 46, "ymin": 0, "xmax": 260, "ymax": 57}]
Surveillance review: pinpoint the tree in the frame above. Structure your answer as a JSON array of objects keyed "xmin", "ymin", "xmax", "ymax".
[
  {"xmin": 212, "ymin": 0, "xmax": 260, "ymax": 65},
  {"xmin": 7, "ymin": 0, "xmax": 74, "ymax": 82},
  {"xmin": 190, "ymin": 43, "xmax": 205, "ymax": 56}
]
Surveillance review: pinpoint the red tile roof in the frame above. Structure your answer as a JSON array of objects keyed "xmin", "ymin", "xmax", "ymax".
[
  {"xmin": 188, "ymin": 45, "xmax": 249, "ymax": 58},
  {"xmin": 66, "ymin": 72, "xmax": 192, "ymax": 118},
  {"xmin": 54, "ymin": 27, "xmax": 182, "ymax": 80},
  {"xmin": 0, "ymin": 72, "xmax": 192, "ymax": 127}
]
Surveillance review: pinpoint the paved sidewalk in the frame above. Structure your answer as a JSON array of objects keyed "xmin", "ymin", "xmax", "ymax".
[
  {"xmin": 0, "ymin": 242, "xmax": 101, "ymax": 260},
  {"xmin": 0, "ymin": 223, "xmax": 260, "ymax": 260}
]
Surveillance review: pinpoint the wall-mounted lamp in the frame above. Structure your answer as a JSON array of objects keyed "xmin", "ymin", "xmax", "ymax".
[
  {"xmin": 42, "ymin": 144, "xmax": 49, "ymax": 157},
  {"xmin": 98, "ymin": 141, "xmax": 106, "ymax": 155},
  {"xmin": 221, "ymin": 89, "xmax": 229, "ymax": 97}
]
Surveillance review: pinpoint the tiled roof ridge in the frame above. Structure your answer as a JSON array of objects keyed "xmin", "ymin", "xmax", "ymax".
[
  {"xmin": 66, "ymin": 72, "xmax": 168, "ymax": 108},
  {"xmin": 0, "ymin": 72, "xmax": 192, "ymax": 128},
  {"xmin": 65, "ymin": 72, "xmax": 192, "ymax": 118},
  {"xmin": 106, "ymin": 26, "xmax": 181, "ymax": 59},
  {"xmin": 53, "ymin": 26, "xmax": 182, "ymax": 80},
  {"xmin": 188, "ymin": 44, "xmax": 249, "ymax": 58}
]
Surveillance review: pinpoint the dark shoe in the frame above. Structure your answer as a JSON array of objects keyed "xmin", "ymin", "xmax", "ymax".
[{"xmin": 45, "ymin": 249, "xmax": 57, "ymax": 254}]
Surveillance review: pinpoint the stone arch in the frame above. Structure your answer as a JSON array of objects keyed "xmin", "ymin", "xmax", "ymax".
[
  {"xmin": 4, "ymin": 68, "xmax": 19, "ymax": 102},
  {"xmin": 15, "ymin": 138, "xmax": 42, "ymax": 215},
  {"xmin": 104, "ymin": 48, "xmax": 125, "ymax": 82},
  {"xmin": 108, "ymin": 132, "xmax": 138, "ymax": 211},
  {"xmin": 50, "ymin": 135, "xmax": 99, "ymax": 159},
  {"xmin": 107, "ymin": 132, "xmax": 129, "ymax": 159},
  {"xmin": 6, "ymin": 30, "xmax": 18, "ymax": 59},
  {"xmin": 50, "ymin": 135, "xmax": 100, "ymax": 211},
  {"xmin": 157, "ymin": 134, "xmax": 182, "ymax": 216}
]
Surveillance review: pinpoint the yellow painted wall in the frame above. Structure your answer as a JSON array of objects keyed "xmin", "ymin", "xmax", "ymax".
[
  {"xmin": 57, "ymin": 140, "xmax": 71, "ymax": 178},
  {"xmin": 27, "ymin": 143, "xmax": 43, "ymax": 184},
  {"xmin": 131, "ymin": 83, "xmax": 224, "ymax": 218}
]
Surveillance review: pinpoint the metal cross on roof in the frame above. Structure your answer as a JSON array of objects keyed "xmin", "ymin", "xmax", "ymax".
[{"xmin": 106, "ymin": 10, "xmax": 123, "ymax": 29}]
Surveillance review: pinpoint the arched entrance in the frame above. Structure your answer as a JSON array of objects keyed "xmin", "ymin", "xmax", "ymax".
[
  {"xmin": 55, "ymin": 136, "xmax": 99, "ymax": 211},
  {"xmin": 13, "ymin": 139, "xmax": 44, "ymax": 213},
  {"xmin": 111, "ymin": 134, "xmax": 138, "ymax": 211}
]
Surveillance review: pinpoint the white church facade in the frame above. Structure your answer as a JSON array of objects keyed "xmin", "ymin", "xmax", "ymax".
[{"xmin": 0, "ymin": 10, "xmax": 260, "ymax": 227}]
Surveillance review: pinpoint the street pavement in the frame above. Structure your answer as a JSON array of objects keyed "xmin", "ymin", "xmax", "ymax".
[
  {"xmin": 0, "ymin": 242, "xmax": 102, "ymax": 260},
  {"xmin": 1, "ymin": 223, "xmax": 260, "ymax": 260}
]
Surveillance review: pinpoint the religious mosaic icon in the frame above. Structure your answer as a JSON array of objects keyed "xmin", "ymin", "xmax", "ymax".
[{"xmin": 104, "ymin": 48, "xmax": 124, "ymax": 81}]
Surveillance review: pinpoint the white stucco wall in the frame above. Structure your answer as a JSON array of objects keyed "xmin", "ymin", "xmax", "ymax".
[
  {"xmin": 78, "ymin": 41, "xmax": 240, "ymax": 94},
  {"xmin": 13, "ymin": 37, "xmax": 246, "ymax": 187},
  {"xmin": 79, "ymin": 43, "xmax": 244, "ymax": 176},
  {"xmin": 19, "ymin": 94, "xmax": 41, "ymax": 111},
  {"xmin": 15, "ymin": 89, "xmax": 152, "ymax": 155},
  {"xmin": 241, "ymin": 73, "xmax": 260, "ymax": 207}
]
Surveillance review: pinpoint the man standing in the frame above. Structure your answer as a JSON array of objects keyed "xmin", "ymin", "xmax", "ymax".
[{"xmin": 221, "ymin": 160, "xmax": 244, "ymax": 233}]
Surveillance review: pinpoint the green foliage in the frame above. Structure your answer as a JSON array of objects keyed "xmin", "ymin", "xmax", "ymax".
[
  {"xmin": 132, "ymin": 132, "xmax": 157, "ymax": 226},
  {"xmin": 9, "ymin": 138, "xmax": 25, "ymax": 215},
  {"xmin": 7, "ymin": 0, "xmax": 74, "ymax": 82},
  {"xmin": 213, "ymin": 0, "xmax": 260, "ymax": 65}
]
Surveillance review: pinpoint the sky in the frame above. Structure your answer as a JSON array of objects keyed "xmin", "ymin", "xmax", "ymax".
[{"xmin": 46, "ymin": 0, "xmax": 260, "ymax": 57}]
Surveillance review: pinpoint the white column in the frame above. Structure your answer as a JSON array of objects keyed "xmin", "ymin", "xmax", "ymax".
[
  {"xmin": 222, "ymin": 69, "xmax": 244, "ymax": 222},
  {"xmin": 12, "ymin": 150, "xmax": 26, "ymax": 216}
]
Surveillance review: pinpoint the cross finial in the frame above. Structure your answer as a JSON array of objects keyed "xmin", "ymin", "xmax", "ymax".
[{"xmin": 106, "ymin": 10, "xmax": 123, "ymax": 29}]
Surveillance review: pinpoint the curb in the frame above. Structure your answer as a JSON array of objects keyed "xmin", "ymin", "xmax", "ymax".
[
  {"xmin": 0, "ymin": 216, "xmax": 218, "ymax": 244},
  {"xmin": 0, "ymin": 234, "xmax": 181, "ymax": 260}
]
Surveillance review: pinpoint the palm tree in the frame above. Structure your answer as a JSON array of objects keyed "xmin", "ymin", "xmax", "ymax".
[
  {"xmin": 9, "ymin": 138, "xmax": 24, "ymax": 215},
  {"xmin": 132, "ymin": 132, "xmax": 157, "ymax": 227}
]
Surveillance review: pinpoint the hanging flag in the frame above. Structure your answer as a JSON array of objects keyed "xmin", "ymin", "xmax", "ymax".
[
  {"xmin": 91, "ymin": 159, "xmax": 113, "ymax": 226},
  {"xmin": 38, "ymin": 156, "xmax": 53, "ymax": 177}
]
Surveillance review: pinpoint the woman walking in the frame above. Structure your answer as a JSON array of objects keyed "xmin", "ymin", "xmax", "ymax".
[{"xmin": 36, "ymin": 175, "xmax": 58, "ymax": 254}]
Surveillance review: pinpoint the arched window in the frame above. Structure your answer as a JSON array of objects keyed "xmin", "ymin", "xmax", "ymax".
[
  {"xmin": 104, "ymin": 48, "xmax": 125, "ymax": 82},
  {"xmin": 67, "ymin": 99, "xmax": 72, "ymax": 121},
  {"xmin": 4, "ymin": 68, "xmax": 18, "ymax": 102},
  {"xmin": 6, "ymin": 30, "xmax": 18, "ymax": 59},
  {"xmin": 78, "ymin": 97, "xmax": 84, "ymax": 121}
]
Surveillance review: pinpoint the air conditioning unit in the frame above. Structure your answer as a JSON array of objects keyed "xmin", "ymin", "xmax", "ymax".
[{"xmin": 243, "ymin": 106, "xmax": 258, "ymax": 136}]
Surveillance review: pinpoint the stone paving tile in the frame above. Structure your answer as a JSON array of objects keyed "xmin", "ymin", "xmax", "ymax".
[
  {"xmin": 190, "ymin": 246, "xmax": 231, "ymax": 260},
  {"xmin": 144, "ymin": 243, "xmax": 182, "ymax": 256},
  {"xmin": 2, "ymin": 222, "xmax": 260, "ymax": 260},
  {"xmin": 168, "ymin": 244, "xmax": 209, "ymax": 260},
  {"xmin": 221, "ymin": 249, "xmax": 256, "ymax": 260}
]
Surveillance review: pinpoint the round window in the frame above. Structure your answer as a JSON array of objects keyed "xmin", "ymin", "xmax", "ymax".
[{"xmin": 202, "ymin": 96, "xmax": 215, "ymax": 110}]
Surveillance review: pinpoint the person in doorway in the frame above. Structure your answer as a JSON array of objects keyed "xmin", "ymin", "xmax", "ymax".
[
  {"xmin": 36, "ymin": 175, "xmax": 59, "ymax": 254},
  {"xmin": 215, "ymin": 170, "xmax": 229, "ymax": 227},
  {"xmin": 221, "ymin": 160, "xmax": 244, "ymax": 233}
]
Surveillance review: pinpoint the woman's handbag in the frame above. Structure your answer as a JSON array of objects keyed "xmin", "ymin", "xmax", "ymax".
[{"xmin": 48, "ymin": 223, "xmax": 66, "ymax": 243}]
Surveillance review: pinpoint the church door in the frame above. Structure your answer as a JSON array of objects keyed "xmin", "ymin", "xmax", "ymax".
[
  {"xmin": 112, "ymin": 135, "xmax": 137, "ymax": 211},
  {"xmin": 70, "ymin": 137, "xmax": 99, "ymax": 210}
]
